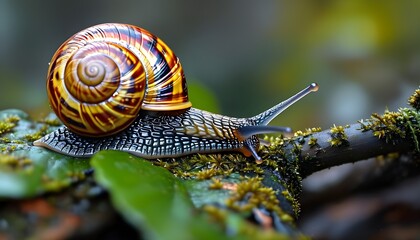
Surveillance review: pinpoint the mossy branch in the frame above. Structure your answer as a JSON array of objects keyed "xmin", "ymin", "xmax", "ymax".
[
  {"xmin": 277, "ymin": 89, "xmax": 420, "ymax": 178},
  {"xmin": 296, "ymin": 123, "xmax": 413, "ymax": 178}
]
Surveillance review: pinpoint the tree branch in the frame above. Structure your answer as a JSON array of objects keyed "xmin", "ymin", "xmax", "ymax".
[{"xmin": 297, "ymin": 123, "xmax": 414, "ymax": 178}]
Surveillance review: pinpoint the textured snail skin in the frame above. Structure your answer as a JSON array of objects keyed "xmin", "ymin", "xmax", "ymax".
[{"xmin": 34, "ymin": 108, "xmax": 259, "ymax": 159}]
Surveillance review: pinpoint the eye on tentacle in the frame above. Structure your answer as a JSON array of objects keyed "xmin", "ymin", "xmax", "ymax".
[
  {"xmin": 251, "ymin": 83, "xmax": 319, "ymax": 126},
  {"xmin": 234, "ymin": 83, "xmax": 319, "ymax": 162}
]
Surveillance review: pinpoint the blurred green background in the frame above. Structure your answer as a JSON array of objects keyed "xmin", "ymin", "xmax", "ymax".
[{"xmin": 0, "ymin": 0, "xmax": 418, "ymax": 130}]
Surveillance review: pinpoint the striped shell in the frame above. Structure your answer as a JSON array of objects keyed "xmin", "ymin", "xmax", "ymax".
[{"xmin": 47, "ymin": 23, "xmax": 191, "ymax": 136}]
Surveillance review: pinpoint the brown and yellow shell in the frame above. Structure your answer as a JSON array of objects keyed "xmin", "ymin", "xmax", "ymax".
[{"xmin": 47, "ymin": 23, "xmax": 191, "ymax": 136}]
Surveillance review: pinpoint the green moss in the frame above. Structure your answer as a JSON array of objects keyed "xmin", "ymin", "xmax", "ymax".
[
  {"xmin": 39, "ymin": 114, "xmax": 62, "ymax": 126},
  {"xmin": 41, "ymin": 175, "xmax": 71, "ymax": 192},
  {"xmin": 225, "ymin": 177, "xmax": 293, "ymax": 222},
  {"xmin": 153, "ymin": 152, "xmax": 278, "ymax": 181},
  {"xmin": 262, "ymin": 135, "xmax": 285, "ymax": 153},
  {"xmin": 0, "ymin": 121, "xmax": 16, "ymax": 134},
  {"xmin": 66, "ymin": 170, "xmax": 87, "ymax": 182},
  {"xmin": 149, "ymin": 127, "xmax": 305, "ymax": 223},
  {"xmin": 165, "ymin": 145, "xmax": 303, "ymax": 223},
  {"xmin": 292, "ymin": 128, "xmax": 321, "ymax": 146},
  {"xmin": 203, "ymin": 205, "xmax": 228, "ymax": 226},
  {"xmin": 360, "ymin": 108, "xmax": 419, "ymax": 152},
  {"xmin": 0, "ymin": 115, "xmax": 20, "ymax": 135},
  {"xmin": 328, "ymin": 124, "xmax": 349, "ymax": 147},
  {"xmin": 0, "ymin": 144, "xmax": 17, "ymax": 153},
  {"xmin": 208, "ymin": 178, "xmax": 224, "ymax": 190},
  {"xmin": 294, "ymin": 127, "xmax": 322, "ymax": 137},
  {"xmin": 408, "ymin": 87, "xmax": 420, "ymax": 110},
  {"xmin": 0, "ymin": 154, "xmax": 33, "ymax": 170},
  {"xmin": 260, "ymin": 136, "xmax": 303, "ymax": 216},
  {"xmin": 308, "ymin": 136, "xmax": 318, "ymax": 147},
  {"xmin": 0, "ymin": 137, "xmax": 24, "ymax": 144},
  {"xmin": 203, "ymin": 205, "xmax": 295, "ymax": 240},
  {"xmin": 196, "ymin": 168, "xmax": 224, "ymax": 180},
  {"xmin": 281, "ymin": 190, "xmax": 300, "ymax": 216},
  {"xmin": 24, "ymin": 125, "xmax": 49, "ymax": 142},
  {"xmin": 358, "ymin": 87, "xmax": 420, "ymax": 152},
  {"xmin": 0, "ymin": 137, "xmax": 11, "ymax": 143}
]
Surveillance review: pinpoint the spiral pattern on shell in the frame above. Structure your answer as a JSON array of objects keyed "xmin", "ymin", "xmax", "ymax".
[{"xmin": 47, "ymin": 23, "xmax": 191, "ymax": 136}]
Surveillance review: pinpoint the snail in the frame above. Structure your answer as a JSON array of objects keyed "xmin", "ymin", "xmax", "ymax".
[{"xmin": 34, "ymin": 23, "xmax": 319, "ymax": 163}]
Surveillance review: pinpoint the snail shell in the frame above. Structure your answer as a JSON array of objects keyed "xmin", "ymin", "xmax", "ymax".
[{"xmin": 47, "ymin": 23, "xmax": 191, "ymax": 136}]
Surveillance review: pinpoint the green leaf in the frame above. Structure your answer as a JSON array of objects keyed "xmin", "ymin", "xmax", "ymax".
[
  {"xmin": 0, "ymin": 109, "xmax": 91, "ymax": 198},
  {"xmin": 187, "ymin": 81, "xmax": 220, "ymax": 113},
  {"xmin": 91, "ymin": 150, "xmax": 228, "ymax": 240}
]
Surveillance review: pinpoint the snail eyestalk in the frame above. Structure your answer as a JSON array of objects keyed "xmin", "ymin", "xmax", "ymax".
[
  {"xmin": 252, "ymin": 83, "xmax": 319, "ymax": 126},
  {"xmin": 237, "ymin": 83, "xmax": 318, "ymax": 162}
]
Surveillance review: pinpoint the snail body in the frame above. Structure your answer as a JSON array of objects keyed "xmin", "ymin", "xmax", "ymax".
[{"xmin": 34, "ymin": 23, "xmax": 318, "ymax": 161}]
